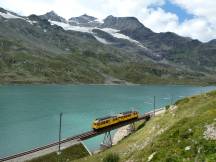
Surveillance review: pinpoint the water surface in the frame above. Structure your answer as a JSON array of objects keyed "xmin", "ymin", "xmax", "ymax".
[{"xmin": 0, "ymin": 84, "xmax": 215, "ymax": 157}]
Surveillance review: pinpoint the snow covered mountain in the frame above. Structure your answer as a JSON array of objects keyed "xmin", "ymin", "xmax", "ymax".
[
  {"xmin": 68, "ymin": 14, "xmax": 102, "ymax": 27},
  {"xmin": 0, "ymin": 7, "xmax": 25, "ymax": 19},
  {"xmin": 0, "ymin": 8, "xmax": 171, "ymax": 60},
  {"xmin": 0, "ymin": 7, "xmax": 216, "ymax": 84},
  {"xmin": 43, "ymin": 13, "xmax": 153, "ymax": 56},
  {"xmin": 40, "ymin": 11, "xmax": 67, "ymax": 23}
]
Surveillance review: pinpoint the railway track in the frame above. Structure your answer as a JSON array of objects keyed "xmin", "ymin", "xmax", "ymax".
[{"xmin": 0, "ymin": 109, "xmax": 161, "ymax": 162}]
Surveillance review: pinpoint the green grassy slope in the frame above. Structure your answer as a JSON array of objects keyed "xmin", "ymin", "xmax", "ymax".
[
  {"xmin": 1, "ymin": 45, "xmax": 215, "ymax": 85},
  {"xmin": 77, "ymin": 90, "xmax": 216, "ymax": 162},
  {"xmin": 27, "ymin": 143, "xmax": 89, "ymax": 162}
]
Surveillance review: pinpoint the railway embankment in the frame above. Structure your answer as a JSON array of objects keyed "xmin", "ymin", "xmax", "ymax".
[
  {"xmin": 112, "ymin": 108, "xmax": 166, "ymax": 146},
  {"xmin": 26, "ymin": 142, "xmax": 90, "ymax": 162},
  {"xmin": 1, "ymin": 141, "xmax": 90, "ymax": 162},
  {"xmin": 77, "ymin": 90, "xmax": 216, "ymax": 162}
]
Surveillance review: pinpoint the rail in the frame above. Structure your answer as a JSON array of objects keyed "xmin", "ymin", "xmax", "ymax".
[{"xmin": 0, "ymin": 109, "xmax": 163, "ymax": 162}]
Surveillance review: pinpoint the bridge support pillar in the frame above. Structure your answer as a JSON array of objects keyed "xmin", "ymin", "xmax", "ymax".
[
  {"xmin": 130, "ymin": 122, "xmax": 136, "ymax": 132},
  {"xmin": 100, "ymin": 131, "xmax": 112, "ymax": 149}
]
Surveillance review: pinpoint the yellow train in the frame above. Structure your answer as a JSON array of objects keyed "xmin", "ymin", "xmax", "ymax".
[{"xmin": 92, "ymin": 111, "xmax": 139, "ymax": 130}]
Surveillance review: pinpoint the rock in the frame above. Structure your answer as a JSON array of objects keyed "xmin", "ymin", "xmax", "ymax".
[
  {"xmin": 40, "ymin": 11, "xmax": 67, "ymax": 23},
  {"xmin": 112, "ymin": 125, "xmax": 132, "ymax": 145},
  {"xmin": 147, "ymin": 152, "xmax": 156, "ymax": 161},
  {"xmin": 203, "ymin": 123, "xmax": 216, "ymax": 140},
  {"xmin": 185, "ymin": 146, "xmax": 191, "ymax": 151}
]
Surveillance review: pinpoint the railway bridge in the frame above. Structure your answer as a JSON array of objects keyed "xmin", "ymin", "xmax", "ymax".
[{"xmin": 0, "ymin": 109, "xmax": 163, "ymax": 162}]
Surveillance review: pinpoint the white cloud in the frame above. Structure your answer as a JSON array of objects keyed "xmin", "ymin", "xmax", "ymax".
[
  {"xmin": 0, "ymin": 0, "xmax": 165, "ymax": 18},
  {"xmin": 0, "ymin": 0, "xmax": 53, "ymax": 16},
  {"xmin": 0, "ymin": 0, "xmax": 215, "ymax": 42},
  {"xmin": 177, "ymin": 18, "xmax": 216, "ymax": 42},
  {"xmin": 169, "ymin": 0, "xmax": 216, "ymax": 42},
  {"xmin": 140, "ymin": 8, "xmax": 179, "ymax": 33},
  {"xmin": 172, "ymin": 0, "xmax": 216, "ymax": 23},
  {"xmin": 99, "ymin": 0, "xmax": 165, "ymax": 17}
]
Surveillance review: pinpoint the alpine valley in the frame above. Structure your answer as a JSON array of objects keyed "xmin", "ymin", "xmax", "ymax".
[{"xmin": 0, "ymin": 7, "xmax": 216, "ymax": 84}]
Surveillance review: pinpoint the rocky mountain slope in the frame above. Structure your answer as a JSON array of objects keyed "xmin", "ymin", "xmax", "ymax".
[{"xmin": 0, "ymin": 7, "xmax": 215, "ymax": 84}]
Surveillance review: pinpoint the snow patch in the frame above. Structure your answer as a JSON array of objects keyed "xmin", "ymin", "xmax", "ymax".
[
  {"xmin": 94, "ymin": 36, "xmax": 110, "ymax": 44},
  {"xmin": 94, "ymin": 18, "xmax": 104, "ymax": 24},
  {"xmin": 0, "ymin": 11, "xmax": 40, "ymax": 27},
  {"xmin": 49, "ymin": 20, "xmax": 145, "ymax": 47},
  {"xmin": 0, "ymin": 12, "xmax": 24, "ymax": 19},
  {"xmin": 27, "ymin": 20, "xmax": 37, "ymax": 25},
  {"xmin": 49, "ymin": 20, "xmax": 93, "ymax": 33},
  {"xmin": 101, "ymin": 28, "xmax": 147, "ymax": 49},
  {"xmin": 50, "ymin": 20, "xmax": 110, "ymax": 44}
]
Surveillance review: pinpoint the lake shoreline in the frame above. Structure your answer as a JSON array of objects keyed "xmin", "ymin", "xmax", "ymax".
[{"xmin": 0, "ymin": 82, "xmax": 213, "ymax": 87}]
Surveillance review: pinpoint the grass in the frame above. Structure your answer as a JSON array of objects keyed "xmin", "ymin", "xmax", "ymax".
[
  {"xmin": 1, "ymin": 52, "xmax": 215, "ymax": 85},
  {"xmin": 27, "ymin": 143, "xmax": 89, "ymax": 162},
  {"xmin": 102, "ymin": 153, "xmax": 120, "ymax": 162},
  {"xmin": 76, "ymin": 90, "xmax": 216, "ymax": 162}
]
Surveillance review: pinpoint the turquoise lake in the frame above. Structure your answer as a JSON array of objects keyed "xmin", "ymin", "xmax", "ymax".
[{"xmin": 0, "ymin": 84, "xmax": 215, "ymax": 157}]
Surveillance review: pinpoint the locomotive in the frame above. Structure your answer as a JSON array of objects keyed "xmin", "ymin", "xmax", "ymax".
[{"xmin": 92, "ymin": 111, "xmax": 139, "ymax": 130}]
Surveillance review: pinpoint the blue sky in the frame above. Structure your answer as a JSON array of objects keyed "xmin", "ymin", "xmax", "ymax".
[
  {"xmin": 162, "ymin": 0, "xmax": 194, "ymax": 23},
  {"xmin": 0, "ymin": 0, "xmax": 215, "ymax": 42}
]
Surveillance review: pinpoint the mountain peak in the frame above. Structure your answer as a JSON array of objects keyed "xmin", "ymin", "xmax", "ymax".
[
  {"xmin": 68, "ymin": 14, "xmax": 100, "ymax": 27},
  {"xmin": 0, "ymin": 7, "xmax": 7, "ymax": 14},
  {"xmin": 207, "ymin": 39, "xmax": 216, "ymax": 46},
  {"xmin": 81, "ymin": 14, "xmax": 95, "ymax": 19},
  {"xmin": 69, "ymin": 14, "xmax": 97, "ymax": 22},
  {"xmin": 43, "ymin": 10, "xmax": 58, "ymax": 17},
  {"xmin": 45, "ymin": 11, "xmax": 59, "ymax": 17},
  {"xmin": 40, "ymin": 11, "xmax": 67, "ymax": 23},
  {"xmin": 101, "ymin": 15, "xmax": 144, "ymax": 31},
  {"xmin": 48, "ymin": 10, "xmax": 56, "ymax": 14},
  {"xmin": 0, "ymin": 7, "xmax": 25, "ymax": 19}
]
